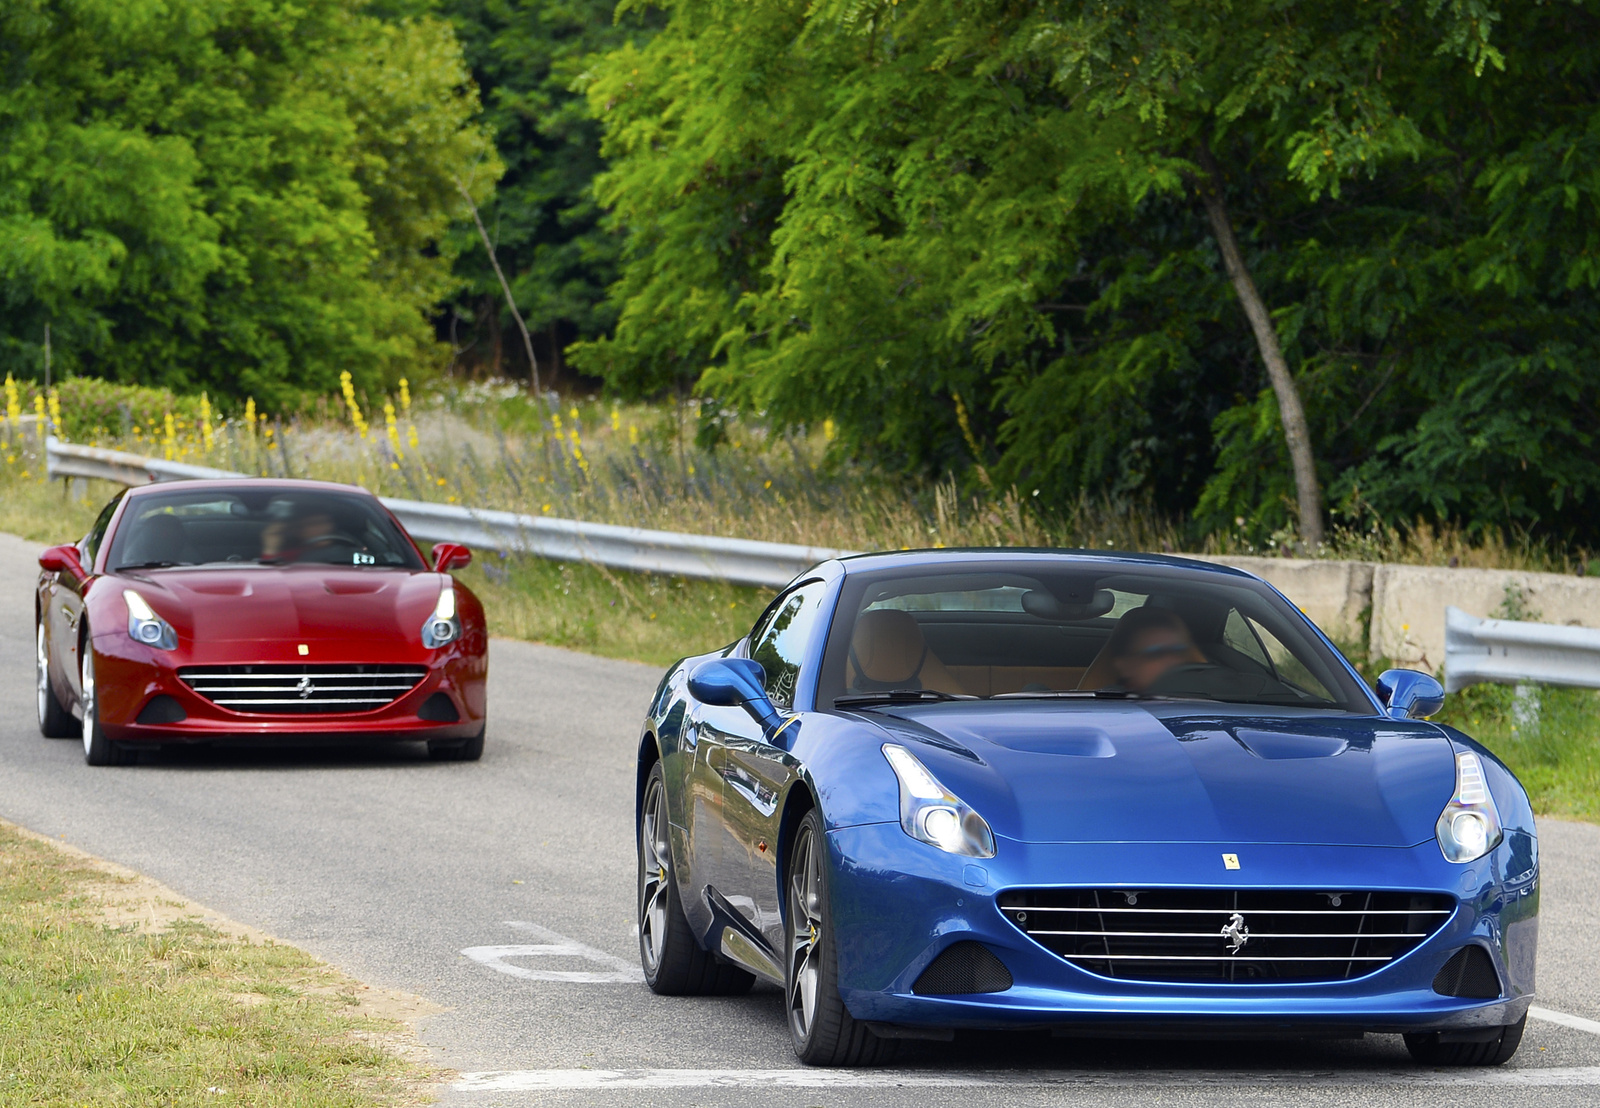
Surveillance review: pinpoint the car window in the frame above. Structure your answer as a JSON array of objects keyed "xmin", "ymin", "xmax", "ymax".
[
  {"xmin": 1222, "ymin": 609, "xmax": 1271, "ymax": 669},
  {"xmin": 817, "ymin": 561, "xmax": 1372, "ymax": 712},
  {"xmin": 80, "ymin": 491, "xmax": 125, "ymax": 567},
  {"xmin": 105, "ymin": 488, "xmax": 425, "ymax": 571},
  {"xmin": 1247, "ymin": 615, "xmax": 1335, "ymax": 701},
  {"xmin": 749, "ymin": 579, "xmax": 829, "ymax": 711}
]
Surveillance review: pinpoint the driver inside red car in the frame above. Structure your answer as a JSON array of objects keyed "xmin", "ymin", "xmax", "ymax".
[{"xmin": 260, "ymin": 510, "xmax": 344, "ymax": 563}]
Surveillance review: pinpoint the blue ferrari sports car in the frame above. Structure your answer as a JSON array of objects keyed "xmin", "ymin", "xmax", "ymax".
[{"xmin": 634, "ymin": 551, "xmax": 1537, "ymax": 1066}]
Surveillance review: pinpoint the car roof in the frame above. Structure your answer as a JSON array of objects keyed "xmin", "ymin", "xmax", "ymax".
[
  {"xmin": 123, "ymin": 478, "xmax": 377, "ymax": 500},
  {"xmin": 831, "ymin": 547, "xmax": 1257, "ymax": 580}
]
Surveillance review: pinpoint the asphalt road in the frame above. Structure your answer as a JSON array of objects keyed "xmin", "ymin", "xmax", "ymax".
[{"xmin": 4, "ymin": 528, "xmax": 1600, "ymax": 1107}]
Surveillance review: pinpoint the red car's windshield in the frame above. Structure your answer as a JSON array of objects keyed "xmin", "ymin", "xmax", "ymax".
[{"xmin": 106, "ymin": 488, "xmax": 425, "ymax": 571}]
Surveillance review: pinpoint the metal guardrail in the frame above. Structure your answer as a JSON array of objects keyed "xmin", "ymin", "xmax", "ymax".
[
  {"xmin": 45, "ymin": 437, "xmax": 242, "ymax": 485},
  {"xmin": 1443, "ymin": 605, "xmax": 1600, "ymax": 693},
  {"xmin": 43, "ymin": 437, "xmax": 849, "ymax": 588}
]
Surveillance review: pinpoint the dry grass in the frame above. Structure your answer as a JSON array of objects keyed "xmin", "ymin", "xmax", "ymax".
[{"xmin": 6, "ymin": 382, "xmax": 1591, "ymax": 572}]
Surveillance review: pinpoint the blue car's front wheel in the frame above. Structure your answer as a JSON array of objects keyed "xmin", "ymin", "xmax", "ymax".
[
  {"xmin": 1404, "ymin": 1013, "xmax": 1526, "ymax": 1066},
  {"xmin": 785, "ymin": 809, "xmax": 896, "ymax": 1066}
]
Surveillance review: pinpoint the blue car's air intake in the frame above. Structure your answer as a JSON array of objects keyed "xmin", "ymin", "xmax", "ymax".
[
  {"xmin": 1431, "ymin": 945, "xmax": 1502, "ymax": 999},
  {"xmin": 912, "ymin": 942, "xmax": 1015, "ymax": 995}
]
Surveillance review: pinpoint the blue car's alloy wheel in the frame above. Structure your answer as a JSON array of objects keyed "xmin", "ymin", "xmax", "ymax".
[
  {"xmin": 637, "ymin": 762, "xmax": 753, "ymax": 996},
  {"xmin": 784, "ymin": 810, "xmax": 896, "ymax": 1065}
]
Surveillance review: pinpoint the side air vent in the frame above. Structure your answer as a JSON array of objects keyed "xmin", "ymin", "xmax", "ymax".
[
  {"xmin": 1432, "ymin": 945, "xmax": 1501, "ymax": 999},
  {"xmin": 417, "ymin": 692, "xmax": 460, "ymax": 722},
  {"xmin": 136, "ymin": 695, "xmax": 187, "ymax": 724},
  {"xmin": 911, "ymin": 942, "xmax": 1014, "ymax": 996}
]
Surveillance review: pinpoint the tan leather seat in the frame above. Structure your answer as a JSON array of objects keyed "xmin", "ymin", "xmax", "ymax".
[{"xmin": 846, "ymin": 609, "xmax": 964, "ymax": 694}]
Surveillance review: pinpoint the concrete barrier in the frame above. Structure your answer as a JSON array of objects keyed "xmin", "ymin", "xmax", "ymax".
[
  {"xmin": 1192, "ymin": 555, "xmax": 1375, "ymax": 647},
  {"xmin": 1370, "ymin": 564, "xmax": 1600, "ymax": 671}
]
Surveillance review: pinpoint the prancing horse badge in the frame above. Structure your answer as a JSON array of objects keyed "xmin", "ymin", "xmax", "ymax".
[{"xmin": 1222, "ymin": 853, "xmax": 1240, "ymax": 870}]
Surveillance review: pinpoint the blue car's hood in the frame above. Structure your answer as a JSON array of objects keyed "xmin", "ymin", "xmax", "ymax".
[{"xmin": 865, "ymin": 702, "xmax": 1456, "ymax": 848}]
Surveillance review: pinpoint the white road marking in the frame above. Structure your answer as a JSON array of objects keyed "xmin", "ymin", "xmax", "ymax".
[
  {"xmin": 453, "ymin": 1066, "xmax": 1600, "ymax": 1092},
  {"xmin": 460, "ymin": 921, "xmax": 644, "ymax": 985},
  {"xmin": 1532, "ymin": 1006, "xmax": 1600, "ymax": 1037}
]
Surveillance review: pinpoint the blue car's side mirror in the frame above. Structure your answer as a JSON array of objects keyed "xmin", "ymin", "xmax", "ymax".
[
  {"xmin": 688, "ymin": 658, "xmax": 784, "ymax": 736},
  {"xmin": 1376, "ymin": 669, "xmax": 1445, "ymax": 720}
]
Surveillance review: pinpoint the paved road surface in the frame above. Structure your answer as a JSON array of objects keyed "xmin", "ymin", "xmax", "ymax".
[{"xmin": 3, "ymin": 529, "xmax": 1600, "ymax": 1106}]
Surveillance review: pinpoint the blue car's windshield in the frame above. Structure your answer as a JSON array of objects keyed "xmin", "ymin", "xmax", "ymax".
[{"xmin": 819, "ymin": 560, "xmax": 1372, "ymax": 713}]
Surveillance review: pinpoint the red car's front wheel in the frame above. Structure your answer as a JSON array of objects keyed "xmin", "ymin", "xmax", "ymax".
[{"xmin": 80, "ymin": 642, "xmax": 129, "ymax": 767}]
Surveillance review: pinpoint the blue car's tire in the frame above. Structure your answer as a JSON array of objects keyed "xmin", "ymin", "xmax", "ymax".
[
  {"xmin": 785, "ymin": 808, "xmax": 896, "ymax": 1066},
  {"xmin": 638, "ymin": 762, "xmax": 754, "ymax": 996},
  {"xmin": 1404, "ymin": 1013, "xmax": 1525, "ymax": 1066}
]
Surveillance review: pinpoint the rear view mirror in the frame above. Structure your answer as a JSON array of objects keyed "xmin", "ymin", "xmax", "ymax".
[
  {"xmin": 432, "ymin": 543, "xmax": 472, "ymax": 573},
  {"xmin": 1376, "ymin": 669, "xmax": 1445, "ymax": 720},
  {"xmin": 39, "ymin": 544, "xmax": 85, "ymax": 580},
  {"xmin": 689, "ymin": 658, "xmax": 784, "ymax": 736}
]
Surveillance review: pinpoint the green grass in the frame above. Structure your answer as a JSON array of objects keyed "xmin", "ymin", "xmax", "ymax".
[
  {"xmin": 454, "ymin": 553, "xmax": 772, "ymax": 668},
  {"xmin": 0, "ymin": 824, "xmax": 430, "ymax": 1107},
  {"xmin": 1436, "ymin": 684, "xmax": 1600, "ymax": 825}
]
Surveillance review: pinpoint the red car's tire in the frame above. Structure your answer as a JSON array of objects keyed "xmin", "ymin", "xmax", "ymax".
[
  {"xmin": 37, "ymin": 622, "xmax": 76, "ymax": 739},
  {"xmin": 428, "ymin": 726, "xmax": 485, "ymax": 762},
  {"xmin": 80, "ymin": 642, "xmax": 129, "ymax": 767}
]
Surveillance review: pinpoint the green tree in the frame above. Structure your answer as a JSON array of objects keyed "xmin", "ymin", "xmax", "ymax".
[
  {"xmin": 440, "ymin": 0, "xmax": 655, "ymax": 384},
  {"xmin": 0, "ymin": 0, "xmax": 499, "ymax": 406},
  {"xmin": 579, "ymin": 0, "xmax": 1600, "ymax": 546}
]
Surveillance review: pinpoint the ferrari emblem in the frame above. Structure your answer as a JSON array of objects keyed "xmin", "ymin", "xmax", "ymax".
[
  {"xmin": 1220, "ymin": 912, "xmax": 1250, "ymax": 954},
  {"xmin": 1222, "ymin": 853, "xmax": 1240, "ymax": 870},
  {"xmin": 296, "ymin": 676, "xmax": 315, "ymax": 700}
]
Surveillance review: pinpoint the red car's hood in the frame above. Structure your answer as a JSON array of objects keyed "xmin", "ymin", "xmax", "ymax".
[{"xmin": 114, "ymin": 565, "xmax": 447, "ymax": 646}]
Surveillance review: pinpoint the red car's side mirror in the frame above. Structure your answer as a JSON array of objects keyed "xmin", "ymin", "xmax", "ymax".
[
  {"xmin": 39, "ymin": 543, "xmax": 86, "ymax": 579},
  {"xmin": 432, "ymin": 542, "xmax": 472, "ymax": 573}
]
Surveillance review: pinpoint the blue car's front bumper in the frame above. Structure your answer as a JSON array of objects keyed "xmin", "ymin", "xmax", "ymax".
[{"xmin": 827, "ymin": 823, "xmax": 1538, "ymax": 1034}]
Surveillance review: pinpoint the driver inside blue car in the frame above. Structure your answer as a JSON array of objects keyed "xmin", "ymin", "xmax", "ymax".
[{"xmin": 1082, "ymin": 606, "xmax": 1207, "ymax": 692}]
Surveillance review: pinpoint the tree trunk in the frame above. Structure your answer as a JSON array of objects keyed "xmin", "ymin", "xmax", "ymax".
[
  {"xmin": 1196, "ymin": 147, "xmax": 1324, "ymax": 548},
  {"xmin": 487, "ymin": 293, "xmax": 502, "ymax": 380},
  {"xmin": 455, "ymin": 179, "xmax": 540, "ymax": 396}
]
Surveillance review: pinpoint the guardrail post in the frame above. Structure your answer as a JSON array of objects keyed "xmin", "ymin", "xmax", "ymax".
[{"xmin": 1511, "ymin": 684, "xmax": 1539, "ymax": 730}]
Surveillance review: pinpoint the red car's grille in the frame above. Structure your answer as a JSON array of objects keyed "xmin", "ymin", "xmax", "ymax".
[
  {"xmin": 177, "ymin": 665, "xmax": 427, "ymax": 715},
  {"xmin": 999, "ymin": 888, "xmax": 1455, "ymax": 984}
]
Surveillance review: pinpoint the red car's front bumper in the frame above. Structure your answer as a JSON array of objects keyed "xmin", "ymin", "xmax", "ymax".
[{"xmin": 89, "ymin": 631, "xmax": 487, "ymax": 744}]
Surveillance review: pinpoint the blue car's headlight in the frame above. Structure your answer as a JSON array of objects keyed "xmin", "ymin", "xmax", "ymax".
[
  {"xmin": 1436, "ymin": 751, "xmax": 1504, "ymax": 863},
  {"xmin": 124, "ymin": 589, "xmax": 177, "ymax": 651},
  {"xmin": 882, "ymin": 744, "xmax": 995, "ymax": 859}
]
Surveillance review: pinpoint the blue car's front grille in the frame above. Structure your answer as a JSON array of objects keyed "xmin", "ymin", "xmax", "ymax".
[{"xmin": 999, "ymin": 888, "xmax": 1455, "ymax": 984}]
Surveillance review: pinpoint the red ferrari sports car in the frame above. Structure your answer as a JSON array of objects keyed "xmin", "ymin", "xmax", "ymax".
[{"xmin": 35, "ymin": 479, "xmax": 488, "ymax": 766}]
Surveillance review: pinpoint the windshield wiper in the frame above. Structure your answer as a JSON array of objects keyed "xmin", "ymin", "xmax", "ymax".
[
  {"xmin": 990, "ymin": 690, "xmax": 1137, "ymax": 700},
  {"xmin": 834, "ymin": 690, "xmax": 979, "ymax": 707},
  {"xmin": 114, "ymin": 561, "xmax": 184, "ymax": 571}
]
